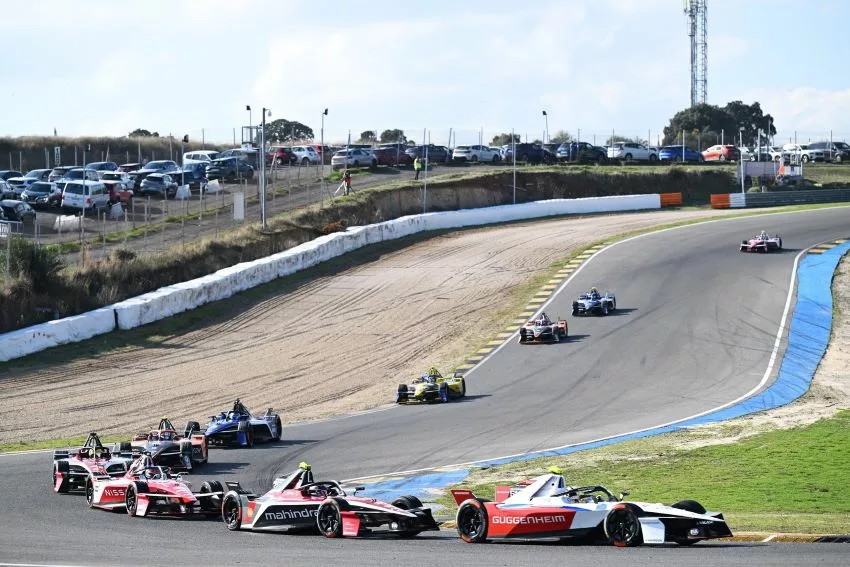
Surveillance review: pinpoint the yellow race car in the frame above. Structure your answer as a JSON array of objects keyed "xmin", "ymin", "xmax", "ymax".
[{"xmin": 396, "ymin": 367, "xmax": 467, "ymax": 404}]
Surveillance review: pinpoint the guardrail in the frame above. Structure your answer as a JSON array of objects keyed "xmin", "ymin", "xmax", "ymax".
[
  {"xmin": 0, "ymin": 193, "xmax": 661, "ymax": 362},
  {"xmin": 711, "ymin": 188, "xmax": 850, "ymax": 209}
]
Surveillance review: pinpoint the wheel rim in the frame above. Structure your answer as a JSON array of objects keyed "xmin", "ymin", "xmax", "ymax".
[
  {"xmin": 458, "ymin": 505, "xmax": 484, "ymax": 540},
  {"xmin": 609, "ymin": 509, "xmax": 639, "ymax": 545},
  {"xmin": 126, "ymin": 486, "xmax": 136, "ymax": 514},
  {"xmin": 317, "ymin": 504, "xmax": 339, "ymax": 535},
  {"xmin": 223, "ymin": 497, "xmax": 241, "ymax": 528},
  {"xmin": 86, "ymin": 480, "xmax": 94, "ymax": 505}
]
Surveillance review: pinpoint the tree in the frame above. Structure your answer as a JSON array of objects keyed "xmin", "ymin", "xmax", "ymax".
[
  {"xmin": 262, "ymin": 119, "xmax": 314, "ymax": 144},
  {"xmin": 128, "ymin": 128, "xmax": 159, "ymax": 137},
  {"xmin": 723, "ymin": 101, "xmax": 777, "ymax": 147},
  {"xmin": 532, "ymin": 138, "xmax": 543, "ymax": 145},
  {"xmin": 379, "ymin": 129, "xmax": 407, "ymax": 144},
  {"xmin": 491, "ymin": 133, "xmax": 521, "ymax": 146},
  {"xmin": 358, "ymin": 130, "xmax": 376, "ymax": 143},
  {"xmin": 606, "ymin": 135, "xmax": 648, "ymax": 146},
  {"xmin": 549, "ymin": 130, "xmax": 572, "ymax": 144}
]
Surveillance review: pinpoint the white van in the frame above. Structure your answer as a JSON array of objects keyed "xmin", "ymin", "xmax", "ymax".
[
  {"xmin": 183, "ymin": 150, "xmax": 220, "ymax": 166},
  {"xmin": 61, "ymin": 180, "xmax": 109, "ymax": 213}
]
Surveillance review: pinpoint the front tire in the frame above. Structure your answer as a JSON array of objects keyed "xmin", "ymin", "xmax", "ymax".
[
  {"xmin": 85, "ymin": 476, "xmax": 95, "ymax": 507},
  {"xmin": 274, "ymin": 416, "xmax": 283, "ymax": 440},
  {"xmin": 317, "ymin": 499, "xmax": 345, "ymax": 538},
  {"xmin": 604, "ymin": 505, "xmax": 643, "ymax": 547},
  {"xmin": 125, "ymin": 481, "xmax": 147, "ymax": 517},
  {"xmin": 456, "ymin": 499, "xmax": 488, "ymax": 543},
  {"xmin": 222, "ymin": 494, "xmax": 243, "ymax": 531}
]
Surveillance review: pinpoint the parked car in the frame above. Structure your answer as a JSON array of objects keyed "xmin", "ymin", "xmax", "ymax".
[
  {"xmin": 0, "ymin": 170, "xmax": 23, "ymax": 181},
  {"xmin": 405, "ymin": 145, "xmax": 451, "ymax": 163},
  {"xmin": 452, "ymin": 145, "xmax": 501, "ymax": 163},
  {"xmin": 701, "ymin": 144, "xmax": 740, "ymax": 162},
  {"xmin": 371, "ymin": 147, "xmax": 398, "ymax": 167},
  {"xmin": 171, "ymin": 163, "xmax": 208, "ymax": 191},
  {"xmin": 218, "ymin": 148, "xmax": 260, "ymax": 168},
  {"xmin": 85, "ymin": 161, "xmax": 119, "ymax": 175},
  {"xmin": 132, "ymin": 160, "xmax": 180, "ymax": 188},
  {"xmin": 138, "ymin": 173, "xmax": 179, "ymax": 198},
  {"xmin": 48, "ymin": 165, "xmax": 76, "ymax": 182},
  {"xmin": 607, "ymin": 142, "xmax": 658, "ymax": 162},
  {"xmin": 182, "ymin": 150, "xmax": 220, "ymax": 166},
  {"xmin": 556, "ymin": 142, "xmax": 607, "ymax": 164},
  {"xmin": 0, "ymin": 179, "xmax": 10, "ymax": 199},
  {"xmin": 0, "ymin": 199, "xmax": 37, "ymax": 226},
  {"xmin": 768, "ymin": 146, "xmax": 785, "ymax": 161},
  {"xmin": 101, "ymin": 180, "xmax": 134, "ymax": 206},
  {"xmin": 503, "ymin": 143, "xmax": 556, "ymax": 165},
  {"xmin": 740, "ymin": 147, "xmax": 773, "ymax": 162},
  {"xmin": 377, "ymin": 144, "xmax": 413, "ymax": 165},
  {"xmin": 781, "ymin": 143, "xmax": 825, "ymax": 163},
  {"xmin": 4, "ymin": 169, "xmax": 52, "ymax": 197},
  {"xmin": 118, "ymin": 162, "xmax": 143, "ymax": 172},
  {"xmin": 59, "ymin": 168, "xmax": 101, "ymax": 183},
  {"xmin": 658, "ymin": 145, "xmax": 704, "ymax": 163},
  {"xmin": 331, "ymin": 148, "xmax": 378, "ymax": 170},
  {"xmin": 291, "ymin": 145, "xmax": 321, "ymax": 166},
  {"xmin": 20, "ymin": 181, "xmax": 62, "ymax": 209},
  {"xmin": 267, "ymin": 146, "xmax": 296, "ymax": 166},
  {"xmin": 807, "ymin": 141, "xmax": 850, "ymax": 163},
  {"xmin": 60, "ymin": 180, "xmax": 110, "ymax": 213},
  {"xmin": 206, "ymin": 157, "xmax": 255, "ymax": 182}
]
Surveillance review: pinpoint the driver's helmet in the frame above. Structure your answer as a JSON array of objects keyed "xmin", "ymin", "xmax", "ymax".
[
  {"xmin": 160, "ymin": 431, "xmax": 173, "ymax": 441},
  {"xmin": 93, "ymin": 447, "xmax": 105, "ymax": 459},
  {"xmin": 427, "ymin": 366, "xmax": 440, "ymax": 378},
  {"xmin": 590, "ymin": 287, "xmax": 598, "ymax": 294},
  {"xmin": 308, "ymin": 485, "xmax": 328, "ymax": 498},
  {"xmin": 144, "ymin": 467, "xmax": 161, "ymax": 480}
]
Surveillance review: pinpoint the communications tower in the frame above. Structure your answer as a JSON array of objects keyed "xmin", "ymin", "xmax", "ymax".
[{"xmin": 684, "ymin": 0, "xmax": 707, "ymax": 106}]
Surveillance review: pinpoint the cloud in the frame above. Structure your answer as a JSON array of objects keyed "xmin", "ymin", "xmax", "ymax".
[{"xmin": 741, "ymin": 87, "xmax": 850, "ymax": 139}]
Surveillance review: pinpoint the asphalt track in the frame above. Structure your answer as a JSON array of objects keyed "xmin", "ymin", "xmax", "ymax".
[{"xmin": 2, "ymin": 206, "xmax": 849, "ymax": 566}]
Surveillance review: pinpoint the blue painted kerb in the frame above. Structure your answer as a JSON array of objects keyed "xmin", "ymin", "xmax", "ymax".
[{"xmin": 362, "ymin": 243, "xmax": 849, "ymax": 500}]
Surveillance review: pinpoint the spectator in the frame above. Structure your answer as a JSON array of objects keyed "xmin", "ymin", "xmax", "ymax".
[
  {"xmin": 413, "ymin": 156, "xmax": 423, "ymax": 180},
  {"xmin": 342, "ymin": 169, "xmax": 352, "ymax": 195}
]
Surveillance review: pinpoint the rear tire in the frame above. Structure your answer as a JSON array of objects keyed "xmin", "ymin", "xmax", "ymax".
[
  {"xmin": 396, "ymin": 384, "xmax": 409, "ymax": 404},
  {"xmin": 53, "ymin": 461, "xmax": 70, "ymax": 493},
  {"xmin": 456, "ymin": 499, "xmax": 488, "ymax": 543},
  {"xmin": 391, "ymin": 495, "xmax": 424, "ymax": 537},
  {"xmin": 671, "ymin": 500, "xmax": 707, "ymax": 546},
  {"xmin": 199, "ymin": 480, "xmax": 224, "ymax": 512}
]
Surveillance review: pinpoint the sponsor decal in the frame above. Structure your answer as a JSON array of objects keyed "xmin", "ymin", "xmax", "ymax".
[
  {"xmin": 265, "ymin": 508, "xmax": 318, "ymax": 521},
  {"xmin": 103, "ymin": 487, "xmax": 125, "ymax": 497},
  {"xmin": 492, "ymin": 514, "xmax": 566, "ymax": 525}
]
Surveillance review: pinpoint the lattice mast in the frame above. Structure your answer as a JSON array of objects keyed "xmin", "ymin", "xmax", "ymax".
[{"xmin": 684, "ymin": 0, "xmax": 707, "ymax": 106}]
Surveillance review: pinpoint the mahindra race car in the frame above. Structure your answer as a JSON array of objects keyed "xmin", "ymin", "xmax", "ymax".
[
  {"xmin": 221, "ymin": 462, "xmax": 439, "ymax": 538},
  {"xmin": 115, "ymin": 417, "xmax": 208, "ymax": 471},
  {"xmin": 396, "ymin": 367, "xmax": 466, "ymax": 404},
  {"xmin": 85, "ymin": 454, "xmax": 225, "ymax": 517},
  {"xmin": 202, "ymin": 398, "xmax": 282, "ymax": 447},
  {"xmin": 740, "ymin": 230, "xmax": 782, "ymax": 252},
  {"xmin": 451, "ymin": 468, "xmax": 732, "ymax": 546},
  {"xmin": 572, "ymin": 287, "xmax": 616, "ymax": 316},
  {"xmin": 518, "ymin": 311, "xmax": 568, "ymax": 344},
  {"xmin": 53, "ymin": 432, "xmax": 134, "ymax": 493}
]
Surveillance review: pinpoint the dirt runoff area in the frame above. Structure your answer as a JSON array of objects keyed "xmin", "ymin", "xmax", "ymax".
[{"xmin": 0, "ymin": 207, "xmax": 842, "ymax": 445}]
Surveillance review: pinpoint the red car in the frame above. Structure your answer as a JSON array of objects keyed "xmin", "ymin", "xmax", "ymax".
[
  {"xmin": 53, "ymin": 432, "xmax": 134, "ymax": 493},
  {"xmin": 702, "ymin": 144, "xmax": 740, "ymax": 162},
  {"xmin": 740, "ymin": 231, "xmax": 783, "ymax": 252},
  {"xmin": 86, "ymin": 454, "xmax": 224, "ymax": 517},
  {"xmin": 267, "ymin": 146, "xmax": 295, "ymax": 166},
  {"xmin": 221, "ymin": 462, "xmax": 440, "ymax": 537}
]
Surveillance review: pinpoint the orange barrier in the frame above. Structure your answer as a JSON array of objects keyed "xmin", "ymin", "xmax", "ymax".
[
  {"xmin": 710, "ymin": 193, "xmax": 731, "ymax": 209},
  {"xmin": 659, "ymin": 192, "xmax": 683, "ymax": 207}
]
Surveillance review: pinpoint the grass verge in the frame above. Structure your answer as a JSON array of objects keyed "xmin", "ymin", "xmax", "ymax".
[
  {"xmin": 436, "ymin": 410, "xmax": 850, "ymax": 534},
  {"xmin": 0, "ymin": 433, "xmax": 125, "ymax": 453}
]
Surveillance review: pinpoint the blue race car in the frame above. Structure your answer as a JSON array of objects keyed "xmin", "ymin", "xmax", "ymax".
[
  {"xmin": 658, "ymin": 145, "xmax": 704, "ymax": 163},
  {"xmin": 572, "ymin": 287, "xmax": 617, "ymax": 316},
  {"xmin": 202, "ymin": 399, "xmax": 282, "ymax": 448}
]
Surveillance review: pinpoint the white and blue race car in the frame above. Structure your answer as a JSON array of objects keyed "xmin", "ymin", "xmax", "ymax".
[
  {"xmin": 202, "ymin": 399, "xmax": 282, "ymax": 448},
  {"xmin": 572, "ymin": 288, "xmax": 616, "ymax": 316}
]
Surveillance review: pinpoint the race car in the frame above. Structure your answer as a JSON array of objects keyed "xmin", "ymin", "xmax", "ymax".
[
  {"xmin": 451, "ymin": 468, "xmax": 732, "ymax": 546},
  {"xmin": 221, "ymin": 462, "xmax": 440, "ymax": 538},
  {"xmin": 85, "ymin": 454, "xmax": 225, "ymax": 517},
  {"xmin": 115, "ymin": 417, "xmax": 208, "ymax": 471},
  {"xmin": 53, "ymin": 432, "xmax": 134, "ymax": 494},
  {"xmin": 518, "ymin": 311, "xmax": 568, "ymax": 344},
  {"xmin": 396, "ymin": 367, "xmax": 466, "ymax": 403},
  {"xmin": 202, "ymin": 398, "xmax": 283, "ymax": 447},
  {"xmin": 740, "ymin": 230, "xmax": 782, "ymax": 252},
  {"xmin": 572, "ymin": 287, "xmax": 616, "ymax": 316}
]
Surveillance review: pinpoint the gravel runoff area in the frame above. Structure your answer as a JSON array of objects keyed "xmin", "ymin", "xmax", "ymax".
[{"xmin": 2, "ymin": 208, "xmax": 846, "ymax": 445}]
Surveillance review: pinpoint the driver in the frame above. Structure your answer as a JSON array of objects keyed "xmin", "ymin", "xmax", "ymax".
[
  {"xmin": 537, "ymin": 312, "xmax": 550, "ymax": 325},
  {"xmin": 307, "ymin": 485, "xmax": 328, "ymax": 498},
  {"xmin": 233, "ymin": 399, "xmax": 247, "ymax": 413},
  {"xmin": 589, "ymin": 287, "xmax": 600, "ymax": 299},
  {"xmin": 141, "ymin": 466, "xmax": 162, "ymax": 480},
  {"xmin": 759, "ymin": 230, "xmax": 768, "ymax": 240}
]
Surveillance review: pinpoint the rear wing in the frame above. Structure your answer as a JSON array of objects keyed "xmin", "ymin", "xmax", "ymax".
[{"xmin": 450, "ymin": 489, "xmax": 476, "ymax": 505}]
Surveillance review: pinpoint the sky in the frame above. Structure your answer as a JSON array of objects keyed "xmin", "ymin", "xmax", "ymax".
[{"xmin": 1, "ymin": 0, "xmax": 848, "ymax": 147}]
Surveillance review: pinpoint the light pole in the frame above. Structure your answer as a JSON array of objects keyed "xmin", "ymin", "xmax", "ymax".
[
  {"xmin": 739, "ymin": 127, "xmax": 745, "ymax": 193},
  {"xmin": 260, "ymin": 107, "xmax": 271, "ymax": 230},
  {"xmin": 320, "ymin": 108, "xmax": 328, "ymax": 179},
  {"xmin": 541, "ymin": 110, "xmax": 549, "ymax": 143},
  {"xmin": 245, "ymin": 105, "xmax": 252, "ymax": 146}
]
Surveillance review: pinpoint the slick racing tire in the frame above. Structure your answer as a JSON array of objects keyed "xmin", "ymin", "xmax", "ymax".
[
  {"xmin": 222, "ymin": 493, "xmax": 243, "ymax": 531},
  {"xmin": 456, "ymin": 499, "xmax": 488, "ymax": 543},
  {"xmin": 396, "ymin": 384, "xmax": 409, "ymax": 404},
  {"xmin": 199, "ymin": 480, "xmax": 224, "ymax": 512},
  {"xmin": 125, "ymin": 481, "xmax": 148, "ymax": 517},
  {"xmin": 274, "ymin": 416, "xmax": 283, "ymax": 441},
  {"xmin": 180, "ymin": 441, "xmax": 194, "ymax": 470},
  {"xmin": 85, "ymin": 476, "xmax": 95, "ymax": 508},
  {"xmin": 604, "ymin": 504, "xmax": 643, "ymax": 547},
  {"xmin": 391, "ymin": 495, "xmax": 424, "ymax": 538},
  {"xmin": 53, "ymin": 461, "xmax": 70, "ymax": 493},
  {"xmin": 317, "ymin": 499, "xmax": 346, "ymax": 538},
  {"xmin": 237, "ymin": 421, "xmax": 254, "ymax": 448},
  {"xmin": 671, "ymin": 500, "xmax": 706, "ymax": 546},
  {"xmin": 458, "ymin": 378, "xmax": 466, "ymax": 398}
]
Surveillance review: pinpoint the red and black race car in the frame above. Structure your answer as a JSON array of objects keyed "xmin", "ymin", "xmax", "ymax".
[
  {"xmin": 115, "ymin": 417, "xmax": 208, "ymax": 471},
  {"xmin": 221, "ymin": 462, "xmax": 439, "ymax": 538},
  {"xmin": 86, "ymin": 454, "xmax": 224, "ymax": 517},
  {"xmin": 53, "ymin": 432, "xmax": 134, "ymax": 494},
  {"xmin": 740, "ymin": 230, "xmax": 782, "ymax": 252}
]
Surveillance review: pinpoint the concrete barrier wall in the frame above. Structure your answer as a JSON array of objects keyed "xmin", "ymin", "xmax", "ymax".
[{"xmin": 0, "ymin": 194, "xmax": 659, "ymax": 361}]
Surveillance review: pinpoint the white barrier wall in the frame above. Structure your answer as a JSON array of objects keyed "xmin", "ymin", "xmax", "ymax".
[{"xmin": 0, "ymin": 194, "xmax": 660, "ymax": 361}]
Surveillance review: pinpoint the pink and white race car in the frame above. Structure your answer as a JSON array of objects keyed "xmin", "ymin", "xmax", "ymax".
[{"xmin": 740, "ymin": 231, "xmax": 782, "ymax": 252}]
